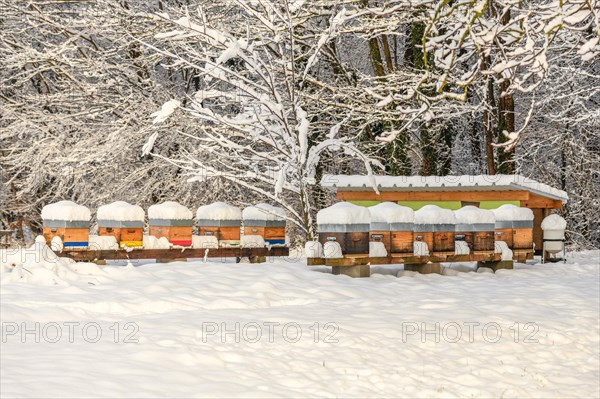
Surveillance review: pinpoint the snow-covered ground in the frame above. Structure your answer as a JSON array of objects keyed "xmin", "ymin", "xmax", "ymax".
[{"xmin": 1, "ymin": 250, "xmax": 598, "ymax": 398}]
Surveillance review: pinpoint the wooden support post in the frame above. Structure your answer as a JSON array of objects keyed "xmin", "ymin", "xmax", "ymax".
[
  {"xmin": 157, "ymin": 258, "xmax": 187, "ymax": 263},
  {"xmin": 477, "ymin": 260, "xmax": 514, "ymax": 272},
  {"xmin": 332, "ymin": 265, "xmax": 371, "ymax": 278},
  {"xmin": 404, "ymin": 263, "xmax": 442, "ymax": 274},
  {"xmin": 249, "ymin": 256, "xmax": 266, "ymax": 264}
]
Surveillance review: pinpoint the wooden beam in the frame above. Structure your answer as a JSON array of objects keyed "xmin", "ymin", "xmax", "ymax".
[
  {"xmin": 336, "ymin": 190, "xmax": 530, "ymax": 202},
  {"xmin": 520, "ymin": 193, "xmax": 563, "ymax": 209},
  {"xmin": 56, "ymin": 247, "xmax": 289, "ymax": 262}
]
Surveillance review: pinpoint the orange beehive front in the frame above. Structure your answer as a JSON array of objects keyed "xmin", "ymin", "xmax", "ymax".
[
  {"xmin": 97, "ymin": 201, "xmax": 145, "ymax": 247},
  {"xmin": 148, "ymin": 202, "xmax": 193, "ymax": 246},
  {"xmin": 41, "ymin": 201, "xmax": 91, "ymax": 250},
  {"xmin": 196, "ymin": 202, "xmax": 242, "ymax": 247},
  {"xmin": 242, "ymin": 204, "xmax": 287, "ymax": 246}
]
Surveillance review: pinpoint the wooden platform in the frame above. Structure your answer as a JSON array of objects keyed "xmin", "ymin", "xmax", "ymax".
[
  {"xmin": 55, "ymin": 247, "xmax": 290, "ymax": 262},
  {"xmin": 308, "ymin": 252, "xmax": 501, "ymax": 267}
]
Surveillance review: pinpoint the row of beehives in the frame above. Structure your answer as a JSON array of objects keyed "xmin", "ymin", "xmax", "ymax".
[
  {"xmin": 309, "ymin": 202, "xmax": 564, "ymax": 259},
  {"xmin": 40, "ymin": 200, "xmax": 286, "ymax": 250}
]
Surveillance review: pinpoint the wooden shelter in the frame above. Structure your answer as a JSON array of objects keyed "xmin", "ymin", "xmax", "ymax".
[{"xmin": 321, "ymin": 175, "xmax": 568, "ymax": 253}]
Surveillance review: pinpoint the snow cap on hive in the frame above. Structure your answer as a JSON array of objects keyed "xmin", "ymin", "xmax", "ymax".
[
  {"xmin": 148, "ymin": 201, "xmax": 192, "ymax": 220},
  {"xmin": 541, "ymin": 214, "xmax": 567, "ymax": 230},
  {"xmin": 97, "ymin": 201, "xmax": 145, "ymax": 222},
  {"xmin": 414, "ymin": 205, "xmax": 457, "ymax": 225},
  {"xmin": 41, "ymin": 201, "xmax": 91, "ymax": 222},
  {"xmin": 242, "ymin": 203, "xmax": 286, "ymax": 221},
  {"xmin": 196, "ymin": 202, "xmax": 242, "ymax": 221},
  {"xmin": 368, "ymin": 202, "xmax": 414, "ymax": 224},
  {"xmin": 454, "ymin": 206, "xmax": 495, "ymax": 224},
  {"xmin": 316, "ymin": 202, "xmax": 370, "ymax": 225},
  {"xmin": 491, "ymin": 204, "xmax": 534, "ymax": 221}
]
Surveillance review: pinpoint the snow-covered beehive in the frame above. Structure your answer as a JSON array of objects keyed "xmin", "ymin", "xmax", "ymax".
[
  {"xmin": 541, "ymin": 214, "xmax": 567, "ymax": 257},
  {"xmin": 414, "ymin": 205, "xmax": 457, "ymax": 255},
  {"xmin": 454, "ymin": 206, "xmax": 496, "ymax": 253},
  {"xmin": 491, "ymin": 204, "xmax": 534, "ymax": 251},
  {"xmin": 148, "ymin": 201, "xmax": 193, "ymax": 246},
  {"xmin": 242, "ymin": 204, "xmax": 286, "ymax": 246},
  {"xmin": 368, "ymin": 202, "xmax": 414, "ymax": 254},
  {"xmin": 97, "ymin": 201, "xmax": 145, "ymax": 248},
  {"xmin": 41, "ymin": 200, "xmax": 91, "ymax": 250},
  {"xmin": 317, "ymin": 202, "xmax": 370, "ymax": 256},
  {"xmin": 196, "ymin": 202, "xmax": 242, "ymax": 247}
]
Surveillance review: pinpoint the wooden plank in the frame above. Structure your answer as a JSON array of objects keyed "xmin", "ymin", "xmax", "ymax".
[
  {"xmin": 317, "ymin": 252, "xmax": 501, "ymax": 267},
  {"xmin": 513, "ymin": 228, "xmax": 534, "ymax": 249},
  {"xmin": 324, "ymin": 257, "xmax": 370, "ymax": 267},
  {"xmin": 520, "ymin": 194, "xmax": 563, "ymax": 209},
  {"xmin": 307, "ymin": 258, "xmax": 325, "ymax": 266},
  {"xmin": 404, "ymin": 263, "xmax": 442, "ymax": 274},
  {"xmin": 390, "ymin": 231, "xmax": 413, "ymax": 253},
  {"xmin": 477, "ymin": 260, "xmax": 514, "ymax": 271},
  {"xmin": 56, "ymin": 247, "xmax": 289, "ymax": 262},
  {"xmin": 332, "ymin": 265, "xmax": 370, "ymax": 278},
  {"xmin": 149, "ymin": 226, "xmax": 193, "ymax": 245},
  {"xmin": 337, "ymin": 190, "xmax": 530, "ymax": 202}
]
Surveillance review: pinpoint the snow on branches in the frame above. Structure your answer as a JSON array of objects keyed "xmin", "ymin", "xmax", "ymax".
[{"xmin": 145, "ymin": 2, "xmax": 384, "ymax": 237}]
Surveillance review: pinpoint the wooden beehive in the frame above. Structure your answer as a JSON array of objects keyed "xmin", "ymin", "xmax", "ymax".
[
  {"xmin": 492, "ymin": 205, "xmax": 534, "ymax": 251},
  {"xmin": 242, "ymin": 204, "xmax": 287, "ymax": 246},
  {"xmin": 318, "ymin": 230, "xmax": 370, "ymax": 255},
  {"xmin": 97, "ymin": 202, "xmax": 145, "ymax": 248},
  {"xmin": 414, "ymin": 205, "xmax": 457, "ymax": 256},
  {"xmin": 494, "ymin": 225, "xmax": 514, "ymax": 248},
  {"xmin": 41, "ymin": 201, "xmax": 91, "ymax": 250},
  {"xmin": 98, "ymin": 224, "xmax": 144, "ymax": 247},
  {"xmin": 43, "ymin": 224, "xmax": 89, "ymax": 249},
  {"xmin": 198, "ymin": 223, "xmax": 241, "ymax": 242},
  {"xmin": 512, "ymin": 221, "xmax": 534, "ymax": 249},
  {"xmin": 454, "ymin": 206, "xmax": 496, "ymax": 253},
  {"xmin": 148, "ymin": 224, "xmax": 193, "ymax": 246},
  {"xmin": 368, "ymin": 202, "xmax": 414, "ymax": 255},
  {"xmin": 196, "ymin": 202, "xmax": 242, "ymax": 247},
  {"xmin": 148, "ymin": 202, "xmax": 193, "ymax": 246},
  {"xmin": 317, "ymin": 202, "xmax": 370, "ymax": 257}
]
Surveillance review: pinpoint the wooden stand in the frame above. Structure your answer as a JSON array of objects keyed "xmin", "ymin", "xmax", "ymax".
[
  {"xmin": 476, "ymin": 260, "xmax": 514, "ymax": 271},
  {"xmin": 56, "ymin": 247, "xmax": 289, "ymax": 262},
  {"xmin": 307, "ymin": 252, "xmax": 509, "ymax": 277},
  {"xmin": 157, "ymin": 258, "xmax": 187, "ymax": 264},
  {"xmin": 404, "ymin": 263, "xmax": 441, "ymax": 274},
  {"xmin": 332, "ymin": 265, "xmax": 370, "ymax": 278}
]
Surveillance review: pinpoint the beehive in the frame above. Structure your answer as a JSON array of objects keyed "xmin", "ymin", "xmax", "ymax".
[
  {"xmin": 97, "ymin": 201, "xmax": 145, "ymax": 248},
  {"xmin": 196, "ymin": 202, "xmax": 242, "ymax": 247},
  {"xmin": 492, "ymin": 204, "xmax": 534, "ymax": 250},
  {"xmin": 368, "ymin": 202, "xmax": 414, "ymax": 255},
  {"xmin": 41, "ymin": 200, "xmax": 91, "ymax": 250},
  {"xmin": 414, "ymin": 205, "xmax": 457, "ymax": 255},
  {"xmin": 454, "ymin": 206, "xmax": 496, "ymax": 253},
  {"xmin": 242, "ymin": 204, "xmax": 286, "ymax": 246},
  {"xmin": 317, "ymin": 202, "xmax": 370, "ymax": 256},
  {"xmin": 148, "ymin": 201, "xmax": 193, "ymax": 246}
]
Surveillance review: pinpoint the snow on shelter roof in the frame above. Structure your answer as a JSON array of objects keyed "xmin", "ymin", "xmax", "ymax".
[
  {"xmin": 148, "ymin": 201, "xmax": 193, "ymax": 220},
  {"xmin": 368, "ymin": 202, "xmax": 414, "ymax": 224},
  {"xmin": 321, "ymin": 174, "xmax": 568, "ymax": 202},
  {"xmin": 317, "ymin": 202, "xmax": 370, "ymax": 225},
  {"xmin": 97, "ymin": 201, "xmax": 145, "ymax": 222},
  {"xmin": 196, "ymin": 202, "xmax": 242, "ymax": 221},
  {"xmin": 41, "ymin": 201, "xmax": 91, "ymax": 222}
]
